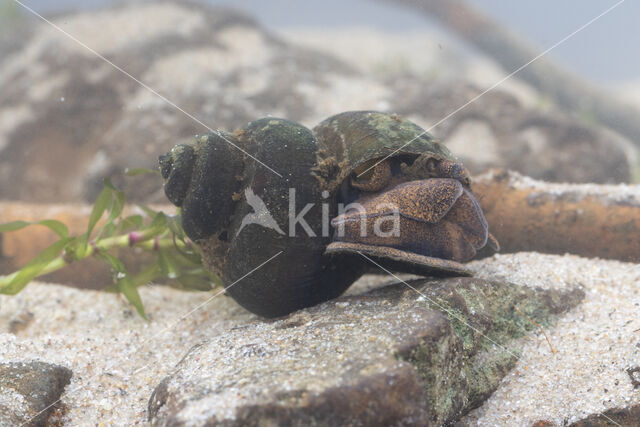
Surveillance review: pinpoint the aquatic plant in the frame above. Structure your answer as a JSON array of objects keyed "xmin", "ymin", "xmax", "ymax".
[{"xmin": 0, "ymin": 170, "xmax": 219, "ymax": 319}]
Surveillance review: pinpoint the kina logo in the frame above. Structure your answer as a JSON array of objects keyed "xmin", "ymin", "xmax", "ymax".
[{"xmin": 236, "ymin": 187, "xmax": 285, "ymax": 237}]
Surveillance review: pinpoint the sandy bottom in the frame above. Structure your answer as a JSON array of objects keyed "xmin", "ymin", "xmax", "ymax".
[
  {"xmin": 465, "ymin": 253, "xmax": 640, "ymax": 425},
  {"xmin": 0, "ymin": 282, "xmax": 256, "ymax": 424},
  {"xmin": 0, "ymin": 252, "xmax": 638, "ymax": 425}
]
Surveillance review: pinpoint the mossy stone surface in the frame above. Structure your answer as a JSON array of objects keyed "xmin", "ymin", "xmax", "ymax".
[{"xmin": 149, "ymin": 277, "xmax": 583, "ymax": 426}]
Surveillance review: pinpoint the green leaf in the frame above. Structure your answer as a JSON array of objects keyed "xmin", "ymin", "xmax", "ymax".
[
  {"xmin": 177, "ymin": 266, "xmax": 222, "ymax": 289},
  {"xmin": 144, "ymin": 212, "xmax": 168, "ymax": 237},
  {"xmin": 170, "ymin": 246, "xmax": 203, "ymax": 267},
  {"xmin": 0, "ymin": 238, "xmax": 71, "ymax": 295},
  {"xmin": 137, "ymin": 204, "xmax": 159, "ymax": 219},
  {"xmin": 150, "ymin": 212, "xmax": 167, "ymax": 227},
  {"xmin": 96, "ymin": 250, "xmax": 126, "ymax": 274},
  {"xmin": 131, "ymin": 262, "xmax": 162, "ymax": 288},
  {"xmin": 117, "ymin": 275, "xmax": 147, "ymax": 320},
  {"xmin": 37, "ymin": 220, "xmax": 69, "ymax": 238},
  {"xmin": 158, "ymin": 250, "xmax": 180, "ymax": 280},
  {"xmin": 87, "ymin": 182, "xmax": 113, "ymax": 237},
  {"xmin": 0, "ymin": 219, "xmax": 69, "ymax": 238},
  {"xmin": 125, "ymin": 167, "xmax": 160, "ymax": 177},
  {"xmin": 96, "ymin": 249, "xmax": 148, "ymax": 319},
  {"xmin": 101, "ymin": 222, "xmax": 116, "ymax": 239},
  {"xmin": 92, "ymin": 179, "xmax": 125, "ymax": 242},
  {"xmin": 0, "ymin": 220, "xmax": 30, "ymax": 233},
  {"xmin": 165, "ymin": 215, "xmax": 185, "ymax": 239},
  {"xmin": 103, "ymin": 179, "xmax": 125, "ymax": 224},
  {"xmin": 176, "ymin": 274, "xmax": 213, "ymax": 291},
  {"xmin": 119, "ymin": 214, "xmax": 143, "ymax": 231}
]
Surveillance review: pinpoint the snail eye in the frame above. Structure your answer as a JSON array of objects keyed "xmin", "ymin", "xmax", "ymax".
[{"xmin": 351, "ymin": 159, "xmax": 392, "ymax": 192}]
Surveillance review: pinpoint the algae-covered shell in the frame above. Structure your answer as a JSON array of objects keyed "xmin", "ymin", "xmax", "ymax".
[{"xmin": 312, "ymin": 111, "xmax": 458, "ymax": 194}]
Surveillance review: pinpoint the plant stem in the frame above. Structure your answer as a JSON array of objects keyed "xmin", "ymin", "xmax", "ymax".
[
  {"xmin": 0, "ymin": 256, "xmax": 67, "ymax": 286},
  {"xmin": 0, "ymin": 232, "xmax": 189, "ymax": 288}
]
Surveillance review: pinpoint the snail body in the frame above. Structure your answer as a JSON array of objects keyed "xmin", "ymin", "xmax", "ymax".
[{"xmin": 160, "ymin": 111, "xmax": 497, "ymax": 317}]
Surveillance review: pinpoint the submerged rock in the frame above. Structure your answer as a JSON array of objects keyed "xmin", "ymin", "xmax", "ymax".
[
  {"xmin": 569, "ymin": 405, "xmax": 640, "ymax": 426},
  {"xmin": 0, "ymin": 1, "xmax": 354, "ymax": 203},
  {"xmin": 392, "ymin": 82, "xmax": 633, "ymax": 184},
  {"xmin": 0, "ymin": 361, "xmax": 72, "ymax": 426},
  {"xmin": 148, "ymin": 277, "xmax": 583, "ymax": 426}
]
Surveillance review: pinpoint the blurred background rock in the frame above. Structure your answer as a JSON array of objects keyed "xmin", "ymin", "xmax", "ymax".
[{"xmin": 0, "ymin": 0, "xmax": 638, "ymax": 204}]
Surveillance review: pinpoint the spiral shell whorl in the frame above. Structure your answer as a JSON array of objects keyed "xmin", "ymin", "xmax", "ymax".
[{"xmin": 159, "ymin": 144, "xmax": 196, "ymax": 207}]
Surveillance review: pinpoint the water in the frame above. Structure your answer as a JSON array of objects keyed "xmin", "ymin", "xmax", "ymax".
[
  {"xmin": 9, "ymin": 0, "xmax": 640, "ymax": 83},
  {"xmin": 0, "ymin": 2, "xmax": 638, "ymax": 424}
]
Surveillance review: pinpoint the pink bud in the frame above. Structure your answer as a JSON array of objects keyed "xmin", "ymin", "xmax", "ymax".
[{"xmin": 129, "ymin": 232, "xmax": 143, "ymax": 246}]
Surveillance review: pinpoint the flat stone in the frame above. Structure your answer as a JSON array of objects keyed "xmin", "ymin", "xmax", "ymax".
[
  {"xmin": 569, "ymin": 404, "xmax": 640, "ymax": 426},
  {"xmin": 0, "ymin": 361, "xmax": 72, "ymax": 426},
  {"xmin": 148, "ymin": 277, "xmax": 583, "ymax": 426}
]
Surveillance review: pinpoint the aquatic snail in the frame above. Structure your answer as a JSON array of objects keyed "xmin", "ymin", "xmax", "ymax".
[{"xmin": 159, "ymin": 111, "xmax": 498, "ymax": 318}]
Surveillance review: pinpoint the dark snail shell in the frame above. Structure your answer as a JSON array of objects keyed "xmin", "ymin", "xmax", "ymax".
[
  {"xmin": 159, "ymin": 111, "xmax": 497, "ymax": 318},
  {"xmin": 221, "ymin": 119, "xmax": 365, "ymax": 317},
  {"xmin": 161, "ymin": 118, "xmax": 364, "ymax": 317},
  {"xmin": 159, "ymin": 132, "xmax": 245, "ymax": 241}
]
